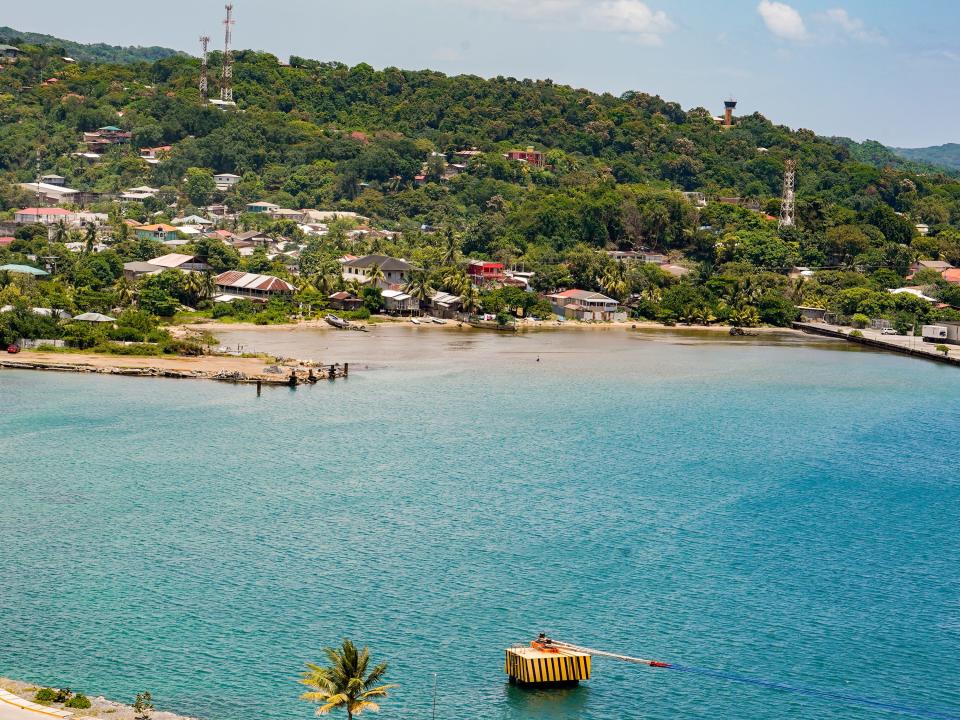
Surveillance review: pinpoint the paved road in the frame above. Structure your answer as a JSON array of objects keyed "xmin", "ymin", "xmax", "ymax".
[
  {"xmin": 0, "ymin": 693, "xmax": 71, "ymax": 720},
  {"xmin": 796, "ymin": 321, "xmax": 957, "ymax": 362}
]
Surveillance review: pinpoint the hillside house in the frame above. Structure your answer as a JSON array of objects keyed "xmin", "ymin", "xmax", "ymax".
[
  {"xmin": 134, "ymin": 224, "xmax": 179, "ymax": 242},
  {"xmin": 0, "ymin": 45, "xmax": 21, "ymax": 62},
  {"xmin": 342, "ymin": 254, "xmax": 414, "ymax": 288},
  {"xmin": 214, "ymin": 173, "xmax": 241, "ymax": 190},
  {"xmin": 139, "ymin": 146, "xmax": 171, "ymax": 164},
  {"xmin": 148, "ymin": 253, "xmax": 209, "ymax": 272},
  {"xmin": 547, "ymin": 289, "xmax": 624, "ymax": 322},
  {"xmin": 246, "ymin": 201, "xmax": 279, "ymax": 213},
  {"xmin": 83, "ymin": 126, "xmax": 131, "ymax": 152},
  {"xmin": 214, "ymin": 271, "xmax": 295, "ymax": 301},
  {"xmin": 40, "ymin": 174, "xmax": 66, "ymax": 186},
  {"xmin": 506, "ymin": 146, "xmax": 545, "ymax": 168},
  {"xmin": 18, "ymin": 182, "xmax": 79, "ymax": 205},
  {"xmin": 14, "ymin": 207, "xmax": 77, "ymax": 225}
]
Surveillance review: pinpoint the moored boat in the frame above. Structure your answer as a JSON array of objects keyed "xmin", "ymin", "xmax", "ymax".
[{"xmin": 324, "ymin": 314, "xmax": 351, "ymax": 329}]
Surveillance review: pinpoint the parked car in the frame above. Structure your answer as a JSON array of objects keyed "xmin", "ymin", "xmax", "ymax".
[
  {"xmin": 7, "ymin": 344, "xmax": 20, "ymax": 353},
  {"xmin": 881, "ymin": 328, "xmax": 898, "ymax": 335}
]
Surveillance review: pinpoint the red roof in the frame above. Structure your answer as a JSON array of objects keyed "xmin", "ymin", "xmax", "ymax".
[
  {"xmin": 0, "ymin": 236, "xmax": 15, "ymax": 246},
  {"xmin": 15, "ymin": 207, "xmax": 73, "ymax": 215},
  {"xmin": 942, "ymin": 269, "xmax": 960, "ymax": 285}
]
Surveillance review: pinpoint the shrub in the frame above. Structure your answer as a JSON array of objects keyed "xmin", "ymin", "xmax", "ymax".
[
  {"xmin": 343, "ymin": 307, "xmax": 371, "ymax": 320},
  {"xmin": 849, "ymin": 329, "xmax": 864, "ymax": 338},
  {"xmin": 211, "ymin": 302, "xmax": 235, "ymax": 319},
  {"xmin": 34, "ymin": 688, "xmax": 58, "ymax": 703},
  {"xmin": 936, "ymin": 344, "xmax": 950, "ymax": 356},
  {"xmin": 160, "ymin": 338, "xmax": 206, "ymax": 356},
  {"xmin": 108, "ymin": 326, "xmax": 146, "ymax": 342},
  {"xmin": 65, "ymin": 694, "xmax": 91, "ymax": 709},
  {"xmin": 851, "ymin": 313, "xmax": 870, "ymax": 329}
]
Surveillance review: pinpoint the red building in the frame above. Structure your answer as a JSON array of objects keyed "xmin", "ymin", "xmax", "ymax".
[
  {"xmin": 467, "ymin": 261, "xmax": 505, "ymax": 284},
  {"xmin": 505, "ymin": 146, "xmax": 545, "ymax": 168}
]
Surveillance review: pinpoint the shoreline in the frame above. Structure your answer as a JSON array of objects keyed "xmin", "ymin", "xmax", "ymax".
[
  {"xmin": 0, "ymin": 678, "xmax": 196, "ymax": 720},
  {"xmin": 0, "ymin": 351, "xmax": 347, "ymax": 384}
]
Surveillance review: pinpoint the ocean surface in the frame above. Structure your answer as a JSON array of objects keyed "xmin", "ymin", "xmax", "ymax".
[{"xmin": 2, "ymin": 328, "xmax": 959, "ymax": 720}]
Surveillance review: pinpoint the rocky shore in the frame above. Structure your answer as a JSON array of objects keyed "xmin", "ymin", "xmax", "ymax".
[{"xmin": 0, "ymin": 679, "xmax": 197, "ymax": 720}]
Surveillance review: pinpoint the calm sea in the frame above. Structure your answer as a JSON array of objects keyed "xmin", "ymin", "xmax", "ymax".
[{"xmin": 2, "ymin": 329, "xmax": 959, "ymax": 720}]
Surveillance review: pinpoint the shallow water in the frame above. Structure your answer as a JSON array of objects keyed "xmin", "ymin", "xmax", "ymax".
[{"xmin": 1, "ymin": 330, "xmax": 959, "ymax": 720}]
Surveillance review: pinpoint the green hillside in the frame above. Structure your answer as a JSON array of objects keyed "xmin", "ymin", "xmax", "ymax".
[
  {"xmin": 893, "ymin": 143, "xmax": 960, "ymax": 171},
  {"xmin": 0, "ymin": 26, "xmax": 185, "ymax": 64},
  {"xmin": 2, "ymin": 42, "xmax": 960, "ymax": 344}
]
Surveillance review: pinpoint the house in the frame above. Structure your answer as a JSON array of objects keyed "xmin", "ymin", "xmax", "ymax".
[
  {"xmin": 267, "ymin": 208, "xmax": 305, "ymax": 222},
  {"xmin": 797, "ymin": 306, "xmax": 829, "ymax": 322},
  {"xmin": 148, "ymin": 253, "xmax": 209, "ymax": 272},
  {"xmin": 681, "ymin": 191, "xmax": 707, "ymax": 208},
  {"xmin": 214, "ymin": 271, "xmax": 295, "ymax": 301},
  {"xmin": 506, "ymin": 146, "xmax": 545, "ymax": 168},
  {"xmin": 83, "ymin": 126, "xmax": 132, "ymax": 152},
  {"xmin": 301, "ymin": 209, "xmax": 369, "ymax": 223},
  {"xmin": 0, "ymin": 45, "xmax": 21, "ymax": 62},
  {"xmin": 908, "ymin": 260, "xmax": 953, "ymax": 277},
  {"xmin": 233, "ymin": 230, "xmax": 272, "ymax": 246},
  {"xmin": 547, "ymin": 289, "xmax": 624, "ymax": 322},
  {"xmin": 915, "ymin": 223, "xmax": 930, "ymax": 236},
  {"xmin": 18, "ymin": 182, "xmax": 79, "ymax": 204},
  {"xmin": 246, "ymin": 201, "xmax": 280, "ymax": 213},
  {"xmin": 328, "ymin": 291, "xmax": 363, "ymax": 311},
  {"xmin": 0, "ymin": 237, "xmax": 16, "ymax": 248},
  {"xmin": 139, "ymin": 146, "xmax": 171, "ymax": 164},
  {"xmin": 120, "ymin": 185, "xmax": 160, "ymax": 201},
  {"xmin": 213, "ymin": 173, "xmax": 241, "ymax": 190},
  {"xmin": 467, "ymin": 261, "xmax": 505, "ymax": 285},
  {"xmin": 14, "ymin": 207, "xmax": 77, "ymax": 225},
  {"xmin": 172, "ymin": 215, "xmax": 213, "ymax": 226},
  {"xmin": 341, "ymin": 254, "xmax": 414, "ymax": 288},
  {"xmin": 430, "ymin": 291, "xmax": 462, "ymax": 317},
  {"xmin": 380, "ymin": 289, "xmax": 420, "ymax": 315},
  {"xmin": 889, "ymin": 287, "xmax": 937, "ymax": 303},
  {"xmin": 942, "ymin": 269, "xmax": 960, "ymax": 286},
  {"xmin": 453, "ymin": 148, "xmax": 483, "ymax": 160},
  {"xmin": 134, "ymin": 224, "xmax": 180, "ymax": 242},
  {"xmin": 40, "ymin": 174, "xmax": 66, "ymax": 186},
  {"xmin": 122, "ymin": 261, "xmax": 164, "ymax": 281},
  {"xmin": 661, "ymin": 264, "xmax": 692, "ymax": 278}
]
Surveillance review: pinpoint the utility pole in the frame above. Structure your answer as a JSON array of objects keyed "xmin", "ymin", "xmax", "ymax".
[
  {"xmin": 199, "ymin": 35, "xmax": 211, "ymax": 102},
  {"xmin": 220, "ymin": 4, "xmax": 235, "ymax": 103},
  {"xmin": 778, "ymin": 159, "xmax": 796, "ymax": 229}
]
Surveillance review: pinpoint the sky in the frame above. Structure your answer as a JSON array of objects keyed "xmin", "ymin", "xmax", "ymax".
[{"xmin": 5, "ymin": 0, "xmax": 960, "ymax": 147}]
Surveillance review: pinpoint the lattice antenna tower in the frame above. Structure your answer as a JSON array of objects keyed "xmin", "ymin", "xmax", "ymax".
[
  {"xmin": 199, "ymin": 35, "xmax": 211, "ymax": 102},
  {"xmin": 779, "ymin": 159, "xmax": 796, "ymax": 228},
  {"xmin": 220, "ymin": 4, "xmax": 235, "ymax": 103}
]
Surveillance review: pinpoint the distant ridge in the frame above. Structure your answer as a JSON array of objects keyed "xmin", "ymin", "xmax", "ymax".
[
  {"xmin": 828, "ymin": 136, "xmax": 957, "ymax": 175},
  {"xmin": 892, "ymin": 143, "xmax": 960, "ymax": 171},
  {"xmin": 0, "ymin": 26, "xmax": 186, "ymax": 64}
]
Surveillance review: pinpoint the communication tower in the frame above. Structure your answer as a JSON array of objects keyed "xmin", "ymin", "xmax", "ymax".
[
  {"xmin": 220, "ymin": 4, "xmax": 235, "ymax": 103},
  {"xmin": 199, "ymin": 35, "xmax": 211, "ymax": 102},
  {"xmin": 779, "ymin": 160, "xmax": 796, "ymax": 229}
]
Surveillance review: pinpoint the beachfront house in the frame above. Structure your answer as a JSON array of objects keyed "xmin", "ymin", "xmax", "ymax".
[
  {"xmin": 328, "ymin": 291, "xmax": 363, "ymax": 311},
  {"xmin": 214, "ymin": 271, "xmax": 295, "ymax": 302},
  {"xmin": 341, "ymin": 254, "xmax": 414, "ymax": 288},
  {"xmin": 381, "ymin": 289, "xmax": 420, "ymax": 315},
  {"xmin": 547, "ymin": 289, "xmax": 625, "ymax": 322},
  {"xmin": 467, "ymin": 261, "xmax": 505, "ymax": 285}
]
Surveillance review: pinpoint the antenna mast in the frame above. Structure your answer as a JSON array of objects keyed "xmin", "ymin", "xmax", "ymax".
[
  {"xmin": 220, "ymin": 4, "xmax": 235, "ymax": 103},
  {"xmin": 779, "ymin": 159, "xmax": 796, "ymax": 229},
  {"xmin": 35, "ymin": 147, "xmax": 42, "ymax": 206},
  {"xmin": 199, "ymin": 35, "xmax": 211, "ymax": 102}
]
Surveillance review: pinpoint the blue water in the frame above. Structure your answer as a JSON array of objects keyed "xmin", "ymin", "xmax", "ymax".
[{"xmin": 2, "ymin": 331, "xmax": 959, "ymax": 720}]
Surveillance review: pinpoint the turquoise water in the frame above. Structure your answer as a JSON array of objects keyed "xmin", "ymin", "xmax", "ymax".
[{"xmin": 2, "ymin": 331, "xmax": 959, "ymax": 720}]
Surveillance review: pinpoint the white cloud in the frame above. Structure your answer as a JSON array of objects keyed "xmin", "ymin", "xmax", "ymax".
[
  {"xmin": 820, "ymin": 8, "xmax": 885, "ymax": 43},
  {"xmin": 585, "ymin": 1, "xmax": 675, "ymax": 45},
  {"xmin": 756, "ymin": 0, "xmax": 807, "ymax": 41},
  {"xmin": 457, "ymin": 0, "xmax": 674, "ymax": 43}
]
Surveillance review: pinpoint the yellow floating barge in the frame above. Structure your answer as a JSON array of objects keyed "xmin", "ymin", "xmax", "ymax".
[{"xmin": 505, "ymin": 643, "xmax": 591, "ymax": 686}]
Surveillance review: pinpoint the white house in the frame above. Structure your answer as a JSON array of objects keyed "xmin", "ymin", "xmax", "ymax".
[
  {"xmin": 547, "ymin": 289, "xmax": 625, "ymax": 321},
  {"xmin": 214, "ymin": 173, "xmax": 241, "ymax": 190},
  {"xmin": 381, "ymin": 289, "xmax": 421, "ymax": 314},
  {"xmin": 341, "ymin": 254, "xmax": 414, "ymax": 288},
  {"xmin": 14, "ymin": 207, "xmax": 77, "ymax": 225}
]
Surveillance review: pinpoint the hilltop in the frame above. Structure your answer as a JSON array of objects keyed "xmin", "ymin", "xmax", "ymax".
[
  {"xmin": 892, "ymin": 143, "xmax": 960, "ymax": 172},
  {"xmin": 0, "ymin": 26, "xmax": 185, "ymax": 64}
]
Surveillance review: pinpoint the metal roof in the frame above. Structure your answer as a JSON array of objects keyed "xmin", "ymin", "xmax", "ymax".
[
  {"xmin": 342, "ymin": 254, "xmax": 413, "ymax": 272},
  {"xmin": 214, "ymin": 271, "xmax": 295, "ymax": 293}
]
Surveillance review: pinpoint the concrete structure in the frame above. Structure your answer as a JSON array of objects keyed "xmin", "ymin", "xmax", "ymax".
[
  {"xmin": 18, "ymin": 182, "xmax": 79, "ymax": 204},
  {"xmin": 14, "ymin": 207, "xmax": 76, "ymax": 225},
  {"xmin": 547, "ymin": 289, "xmax": 625, "ymax": 321},
  {"xmin": 246, "ymin": 201, "xmax": 279, "ymax": 213},
  {"xmin": 214, "ymin": 172, "xmax": 241, "ymax": 190},
  {"xmin": 134, "ymin": 224, "xmax": 179, "ymax": 242},
  {"xmin": 506, "ymin": 146, "xmax": 545, "ymax": 168},
  {"xmin": 341, "ymin": 254, "xmax": 414, "ymax": 288},
  {"xmin": 467, "ymin": 261, "xmax": 505, "ymax": 284}
]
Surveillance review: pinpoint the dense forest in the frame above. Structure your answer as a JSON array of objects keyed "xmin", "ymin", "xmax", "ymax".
[
  {"xmin": 0, "ymin": 27, "xmax": 186, "ymax": 64},
  {"xmin": 2, "ymin": 36, "xmax": 960, "ymax": 346}
]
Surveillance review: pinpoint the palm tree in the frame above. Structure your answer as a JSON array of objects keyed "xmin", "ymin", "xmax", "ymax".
[
  {"xmin": 299, "ymin": 640, "xmax": 396, "ymax": 720},
  {"xmin": 442, "ymin": 270, "xmax": 469, "ymax": 295},
  {"xmin": 51, "ymin": 220, "xmax": 69, "ymax": 245},
  {"xmin": 460, "ymin": 283, "xmax": 481, "ymax": 316},
  {"xmin": 83, "ymin": 222, "xmax": 98, "ymax": 254},
  {"xmin": 440, "ymin": 227, "xmax": 459, "ymax": 265},
  {"xmin": 366, "ymin": 263, "xmax": 385, "ymax": 286},
  {"xmin": 113, "ymin": 276, "xmax": 135, "ymax": 308},
  {"xmin": 346, "ymin": 279, "xmax": 366, "ymax": 298},
  {"xmin": 404, "ymin": 269, "xmax": 434, "ymax": 309},
  {"xmin": 599, "ymin": 265, "xmax": 627, "ymax": 301}
]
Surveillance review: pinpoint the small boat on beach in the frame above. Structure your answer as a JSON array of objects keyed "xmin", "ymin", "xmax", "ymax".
[
  {"xmin": 325, "ymin": 314, "xmax": 351, "ymax": 329},
  {"xmin": 431, "ymin": 317, "xmax": 447, "ymax": 325},
  {"xmin": 410, "ymin": 318, "xmax": 422, "ymax": 325}
]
